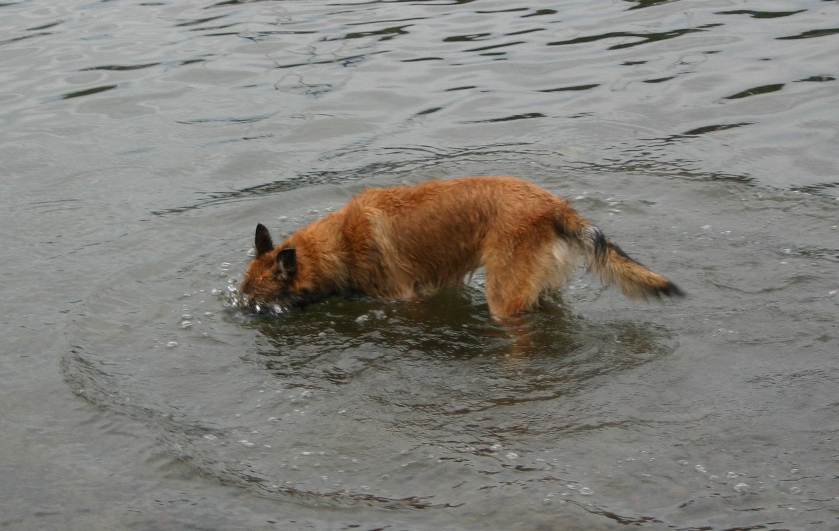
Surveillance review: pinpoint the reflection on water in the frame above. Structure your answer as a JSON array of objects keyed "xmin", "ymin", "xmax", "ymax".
[
  {"xmin": 63, "ymin": 246, "xmax": 676, "ymax": 514},
  {"xmin": 252, "ymin": 291, "xmax": 674, "ymax": 424}
]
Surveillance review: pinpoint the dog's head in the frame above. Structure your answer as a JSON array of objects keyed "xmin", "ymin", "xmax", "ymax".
[{"xmin": 239, "ymin": 224, "xmax": 298, "ymax": 311}]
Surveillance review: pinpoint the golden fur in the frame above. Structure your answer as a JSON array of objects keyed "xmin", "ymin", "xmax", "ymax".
[{"xmin": 240, "ymin": 176, "xmax": 683, "ymax": 319}]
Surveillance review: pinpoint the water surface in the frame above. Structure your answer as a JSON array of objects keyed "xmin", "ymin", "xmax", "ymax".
[{"xmin": 1, "ymin": 0, "xmax": 838, "ymax": 529}]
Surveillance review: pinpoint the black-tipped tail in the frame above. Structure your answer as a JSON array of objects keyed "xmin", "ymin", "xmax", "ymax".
[{"xmin": 579, "ymin": 225, "xmax": 685, "ymax": 300}]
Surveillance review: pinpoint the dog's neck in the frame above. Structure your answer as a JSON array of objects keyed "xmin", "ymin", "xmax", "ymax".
[{"xmin": 285, "ymin": 212, "xmax": 351, "ymax": 296}]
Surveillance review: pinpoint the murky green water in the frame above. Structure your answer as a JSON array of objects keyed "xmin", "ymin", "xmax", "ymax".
[{"xmin": 2, "ymin": 0, "xmax": 838, "ymax": 529}]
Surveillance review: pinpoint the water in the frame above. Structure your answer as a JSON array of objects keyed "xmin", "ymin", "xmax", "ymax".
[{"xmin": 2, "ymin": 0, "xmax": 838, "ymax": 529}]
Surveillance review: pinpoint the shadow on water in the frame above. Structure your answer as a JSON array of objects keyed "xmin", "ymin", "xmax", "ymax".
[{"xmin": 246, "ymin": 288, "xmax": 676, "ymax": 438}]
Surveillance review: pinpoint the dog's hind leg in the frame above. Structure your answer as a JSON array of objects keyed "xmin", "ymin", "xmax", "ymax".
[{"xmin": 483, "ymin": 227, "xmax": 577, "ymax": 319}]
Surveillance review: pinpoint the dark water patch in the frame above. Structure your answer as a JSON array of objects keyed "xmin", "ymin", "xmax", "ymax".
[
  {"xmin": 275, "ymin": 52, "xmax": 383, "ymax": 69},
  {"xmin": 463, "ymin": 40, "xmax": 525, "ymax": 53},
  {"xmin": 0, "ymin": 32, "xmax": 48, "ymax": 47},
  {"xmin": 465, "ymin": 112, "xmax": 545, "ymax": 123},
  {"xmin": 505, "ymin": 27, "xmax": 543, "ymax": 37},
  {"xmin": 346, "ymin": 16, "xmax": 431, "ymax": 28},
  {"xmin": 643, "ymin": 76, "xmax": 675, "ymax": 84},
  {"xmin": 179, "ymin": 58, "xmax": 206, "ymax": 66},
  {"xmin": 342, "ymin": 25, "xmax": 413, "ymax": 42},
  {"xmin": 400, "ymin": 56, "xmax": 443, "ymax": 62},
  {"xmin": 725, "ymin": 83, "xmax": 785, "ymax": 100},
  {"xmin": 414, "ymin": 106, "xmax": 442, "ymax": 116},
  {"xmin": 444, "ymin": 32, "xmax": 492, "ymax": 43},
  {"xmin": 777, "ymin": 27, "xmax": 839, "ymax": 40},
  {"xmin": 475, "ymin": 7, "xmax": 528, "ymax": 15},
  {"xmin": 174, "ymin": 15, "xmax": 229, "ymax": 28},
  {"xmin": 206, "ymin": 0, "xmax": 276, "ymax": 7},
  {"xmin": 398, "ymin": 0, "xmax": 481, "ymax": 5},
  {"xmin": 60, "ymin": 84, "xmax": 118, "ymax": 100},
  {"xmin": 81, "ymin": 63, "xmax": 161, "ymax": 71},
  {"xmin": 540, "ymin": 83, "xmax": 600, "ymax": 92},
  {"xmin": 244, "ymin": 29, "xmax": 319, "ymax": 40},
  {"xmin": 548, "ymin": 27, "xmax": 710, "ymax": 51},
  {"xmin": 783, "ymin": 246, "xmax": 839, "ymax": 263},
  {"xmin": 717, "ymin": 9, "xmax": 807, "ymax": 19},
  {"xmin": 175, "ymin": 111, "xmax": 278, "ymax": 125},
  {"xmin": 680, "ymin": 122, "xmax": 754, "ymax": 137},
  {"xmin": 795, "ymin": 75, "xmax": 835, "ymax": 83},
  {"xmin": 27, "ymin": 20, "xmax": 64, "ymax": 31},
  {"xmin": 790, "ymin": 180, "xmax": 839, "ymax": 196},
  {"xmin": 520, "ymin": 8, "xmax": 557, "ymax": 18},
  {"xmin": 624, "ymin": 0, "xmax": 673, "ymax": 10}
]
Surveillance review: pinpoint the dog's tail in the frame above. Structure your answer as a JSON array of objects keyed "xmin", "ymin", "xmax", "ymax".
[{"xmin": 555, "ymin": 208, "xmax": 685, "ymax": 299}]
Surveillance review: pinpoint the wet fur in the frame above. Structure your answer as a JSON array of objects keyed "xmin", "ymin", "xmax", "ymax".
[{"xmin": 240, "ymin": 176, "xmax": 683, "ymax": 319}]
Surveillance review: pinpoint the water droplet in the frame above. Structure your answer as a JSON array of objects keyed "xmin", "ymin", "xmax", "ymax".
[
  {"xmin": 239, "ymin": 440, "xmax": 255, "ymax": 447},
  {"xmin": 727, "ymin": 471, "xmax": 738, "ymax": 478},
  {"xmin": 695, "ymin": 465, "xmax": 706, "ymax": 473},
  {"xmin": 579, "ymin": 487, "xmax": 593, "ymax": 496},
  {"xmin": 166, "ymin": 341, "xmax": 178, "ymax": 348},
  {"xmin": 505, "ymin": 452, "xmax": 518, "ymax": 460},
  {"xmin": 733, "ymin": 482, "xmax": 749, "ymax": 493},
  {"xmin": 789, "ymin": 486, "xmax": 802, "ymax": 495}
]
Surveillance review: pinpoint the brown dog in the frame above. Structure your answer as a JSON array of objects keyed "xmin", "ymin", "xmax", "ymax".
[{"xmin": 240, "ymin": 176, "xmax": 683, "ymax": 319}]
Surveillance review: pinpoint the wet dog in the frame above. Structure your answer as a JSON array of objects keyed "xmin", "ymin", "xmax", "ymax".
[{"xmin": 240, "ymin": 176, "xmax": 683, "ymax": 319}]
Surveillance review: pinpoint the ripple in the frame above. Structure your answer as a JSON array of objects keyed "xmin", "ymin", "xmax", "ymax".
[
  {"xmin": 547, "ymin": 27, "xmax": 711, "ymax": 51},
  {"xmin": 61, "ymin": 214, "xmax": 678, "ymax": 509}
]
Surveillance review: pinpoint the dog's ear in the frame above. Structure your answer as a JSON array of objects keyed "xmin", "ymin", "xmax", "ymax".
[
  {"xmin": 276, "ymin": 247, "xmax": 297, "ymax": 280},
  {"xmin": 255, "ymin": 223, "xmax": 274, "ymax": 256}
]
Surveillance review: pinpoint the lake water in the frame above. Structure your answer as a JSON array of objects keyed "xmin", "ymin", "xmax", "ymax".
[{"xmin": 2, "ymin": 0, "xmax": 838, "ymax": 529}]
